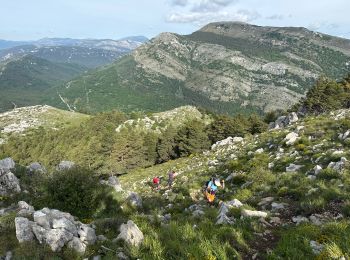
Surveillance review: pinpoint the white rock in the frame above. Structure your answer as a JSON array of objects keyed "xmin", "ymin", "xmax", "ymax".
[
  {"xmin": 310, "ymin": 240, "xmax": 324, "ymax": 255},
  {"xmin": 313, "ymin": 165, "xmax": 323, "ymax": 175},
  {"xmin": 57, "ymin": 161, "xmax": 75, "ymax": 171},
  {"xmin": 53, "ymin": 218, "xmax": 77, "ymax": 236},
  {"xmin": 100, "ymin": 176, "xmax": 123, "ymax": 192},
  {"xmin": 328, "ymin": 157, "xmax": 348, "ymax": 173},
  {"xmin": 292, "ymin": 216, "xmax": 309, "ymax": 225},
  {"xmin": 271, "ymin": 202, "xmax": 286, "ymax": 211},
  {"xmin": 32, "ymin": 223, "xmax": 48, "ymax": 244},
  {"xmin": 0, "ymin": 158, "xmax": 15, "ymax": 172},
  {"xmin": 286, "ymin": 164, "xmax": 304, "ymax": 172},
  {"xmin": 78, "ymin": 224, "xmax": 96, "ymax": 245},
  {"xmin": 258, "ymin": 197, "xmax": 274, "ymax": 206},
  {"xmin": 45, "ymin": 229, "xmax": 73, "ymax": 252},
  {"xmin": 116, "ymin": 220, "xmax": 144, "ymax": 247},
  {"xmin": 27, "ymin": 162, "xmax": 46, "ymax": 174},
  {"xmin": 126, "ymin": 192, "xmax": 142, "ymax": 208},
  {"xmin": 0, "ymin": 171, "xmax": 21, "ymax": 196},
  {"xmin": 255, "ymin": 148, "xmax": 264, "ymax": 154},
  {"xmin": 15, "ymin": 217, "xmax": 34, "ymax": 243},
  {"xmin": 68, "ymin": 237, "xmax": 87, "ymax": 254},
  {"xmin": 284, "ymin": 132, "xmax": 299, "ymax": 145},
  {"xmin": 226, "ymin": 199, "xmax": 243, "ymax": 208},
  {"xmin": 34, "ymin": 211, "xmax": 51, "ymax": 229},
  {"xmin": 241, "ymin": 209, "xmax": 267, "ymax": 218}
]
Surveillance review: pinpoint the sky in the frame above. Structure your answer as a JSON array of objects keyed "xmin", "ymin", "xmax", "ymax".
[{"xmin": 0, "ymin": 0, "xmax": 349, "ymax": 41}]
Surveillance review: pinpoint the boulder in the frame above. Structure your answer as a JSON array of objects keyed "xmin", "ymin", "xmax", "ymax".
[
  {"xmin": 258, "ymin": 197, "xmax": 274, "ymax": 206},
  {"xmin": 27, "ymin": 162, "xmax": 46, "ymax": 174},
  {"xmin": 310, "ymin": 240, "xmax": 324, "ymax": 255},
  {"xmin": 57, "ymin": 161, "xmax": 75, "ymax": 171},
  {"xmin": 15, "ymin": 217, "xmax": 34, "ymax": 243},
  {"xmin": 116, "ymin": 252, "xmax": 129, "ymax": 260},
  {"xmin": 100, "ymin": 176, "xmax": 123, "ymax": 192},
  {"xmin": 0, "ymin": 170, "xmax": 21, "ymax": 196},
  {"xmin": 45, "ymin": 229, "xmax": 73, "ymax": 252},
  {"xmin": 53, "ymin": 218, "xmax": 77, "ymax": 236},
  {"xmin": 328, "ymin": 157, "xmax": 348, "ymax": 173},
  {"xmin": 226, "ymin": 199, "xmax": 243, "ymax": 208},
  {"xmin": 33, "ymin": 211, "xmax": 51, "ymax": 229},
  {"xmin": 241, "ymin": 209, "xmax": 267, "ymax": 218},
  {"xmin": 116, "ymin": 220, "xmax": 144, "ymax": 247},
  {"xmin": 17, "ymin": 201, "xmax": 35, "ymax": 217},
  {"xmin": 255, "ymin": 148, "xmax": 264, "ymax": 154},
  {"xmin": 78, "ymin": 224, "xmax": 96, "ymax": 245},
  {"xmin": 292, "ymin": 216, "xmax": 309, "ymax": 225},
  {"xmin": 313, "ymin": 165, "xmax": 323, "ymax": 175},
  {"xmin": 286, "ymin": 164, "xmax": 304, "ymax": 172},
  {"xmin": 271, "ymin": 202, "xmax": 286, "ymax": 211},
  {"xmin": 211, "ymin": 137, "xmax": 243, "ymax": 150},
  {"xmin": 32, "ymin": 223, "xmax": 48, "ymax": 244},
  {"xmin": 0, "ymin": 158, "xmax": 15, "ymax": 172},
  {"xmin": 284, "ymin": 132, "xmax": 299, "ymax": 145},
  {"xmin": 126, "ymin": 192, "xmax": 142, "ymax": 208},
  {"xmin": 338, "ymin": 130, "xmax": 350, "ymax": 140},
  {"xmin": 67, "ymin": 237, "xmax": 87, "ymax": 254},
  {"xmin": 269, "ymin": 113, "xmax": 298, "ymax": 129}
]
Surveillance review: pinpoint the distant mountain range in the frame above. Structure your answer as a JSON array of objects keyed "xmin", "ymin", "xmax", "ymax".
[
  {"xmin": 47, "ymin": 22, "xmax": 350, "ymax": 114},
  {"xmin": 0, "ymin": 36, "xmax": 148, "ymax": 112}
]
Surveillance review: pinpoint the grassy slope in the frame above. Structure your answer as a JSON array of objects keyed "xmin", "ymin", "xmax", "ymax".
[
  {"xmin": 0, "ymin": 55, "xmax": 87, "ymax": 112},
  {"xmin": 1, "ymin": 108, "xmax": 350, "ymax": 259}
]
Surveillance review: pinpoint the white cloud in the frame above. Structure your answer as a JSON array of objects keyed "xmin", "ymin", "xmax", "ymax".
[
  {"xmin": 191, "ymin": 0, "xmax": 238, "ymax": 12},
  {"xmin": 266, "ymin": 14, "xmax": 285, "ymax": 20},
  {"xmin": 166, "ymin": 10, "xmax": 258, "ymax": 25},
  {"xmin": 308, "ymin": 21, "xmax": 339, "ymax": 31},
  {"xmin": 171, "ymin": 0, "xmax": 188, "ymax": 6}
]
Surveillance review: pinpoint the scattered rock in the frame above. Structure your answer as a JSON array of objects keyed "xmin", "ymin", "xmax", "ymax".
[
  {"xmin": 0, "ymin": 169, "xmax": 21, "ymax": 196},
  {"xmin": 286, "ymin": 164, "xmax": 304, "ymax": 172},
  {"xmin": 310, "ymin": 240, "xmax": 324, "ymax": 255},
  {"xmin": 57, "ymin": 161, "xmax": 75, "ymax": 171},
  {"xmin": 116, "ymin": 251, "xmax": 129, "ymax": 260},
  {"xmin": 0, "ymin": 158, "xmax": 15, "ymax": 172},
  {"xmin": 328, "ymin": 157, "xmax": 347, "ymax": 173},
  {"xmin": 17, "ymin": 201, "xmax": 35, "ymax": 217},
  {"xmin": 126, "ymin": 192, "xmax": 142, "ymax": 208},
  {"xmin": 116, "ymin": 220, "xmax": 144, "ymax": 247},
  {"xmin": 211, "ymin": 136, "xmax": 243, "ymax": 150},
  {"xmin": 241, "ymin": 209, "xmax": 267, "ymax": 218},
  {"xmin": 15, "ymin": 203, "xmax": 96, "ymax": 253},
  {"xmin": 255, "ymin": 148, "xmax": 264, "ymax": 154},
  {"xmin": 100, "ymin": 176, "xmax": 123, "ymax": 192},
  {"xmin": 258, "ymin": 197, "xmax": 274, "ymax": 206},
  {"xmin": 27, "ymin": 162, "xmax": 46, "ymax": 174},
  {"xmin": 271, "ymin": 202, "xmax": 286, "ymax": 211},
  {"xmin": 313, "ymin": 165, "xmax": 323, "ymax": 175},
  {"xmin": 269, "ymin": 113, "xmax": 298, "ymax": 129},
  {"xmin": 284, "ymin": 132, "xmax": 299, "ymax": 145},
  {"xmin": 292, "ymin": 216, "xmax": 309, "ymax": 225},
  {"xmin": 338, "ymin": 130, "xmax": 350, "ymax": 140}
]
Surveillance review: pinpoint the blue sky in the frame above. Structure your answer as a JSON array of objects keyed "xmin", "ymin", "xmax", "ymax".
[{"xmin": 1, "ymin": 0, "xmax": 349, "ymax": 40}]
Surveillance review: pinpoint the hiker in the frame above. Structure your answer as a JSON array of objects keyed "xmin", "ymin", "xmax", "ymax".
[
  {"xmin": 204, "ymin": 178, "xmax": 224, "ymax": 203},
  {"xmin": 167, "ymin": 170, "xmax": 175, "ymax": 188},
  {"xmin": 152, "ymin": 176, "xmax": 161, "ymax": 190}
]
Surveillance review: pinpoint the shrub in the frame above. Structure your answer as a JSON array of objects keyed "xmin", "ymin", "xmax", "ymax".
[{"xmin": 39, "ymin": 167, "xmax": 107, "ymax": 219}]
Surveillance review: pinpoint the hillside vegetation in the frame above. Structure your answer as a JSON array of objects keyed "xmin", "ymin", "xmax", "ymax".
[{"xmin": 1, "ymin": 78, "xmax": 350, "ymax": 259}]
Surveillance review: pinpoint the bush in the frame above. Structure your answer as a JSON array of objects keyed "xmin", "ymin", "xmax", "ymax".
[{"xmin": 40, "ymin": 167, "xmax": 106, "ymax": 219}]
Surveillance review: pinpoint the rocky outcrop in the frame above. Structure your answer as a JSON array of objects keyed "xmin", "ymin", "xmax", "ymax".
[
  {"xmin": 211, "ymin": 137, "xmax": 244, "ymax": 150},
  {"xmin": 328, "ymin": 157, "xmax": 348, "ymax": 173},
  {"xmin": 241, "ymin": 209, "xmax": 268, "ymax": 218},
  {"xmin": 284, "ymin": 132, "xmax": 299, "ymax": 145},
  {"xmin": 14, "ymin": 203, "xmax": 96, "ymax": 253},
  {"xmin": 269, "ymin": 112, "xmax": 299, "ymax": 129},
  {"xmin": 0, "ymin": 158, "xmax": 20, "ymax": 196},
  {"xmin": 116, "ymin": 220, "xmax": 144, "ymax": 247}
]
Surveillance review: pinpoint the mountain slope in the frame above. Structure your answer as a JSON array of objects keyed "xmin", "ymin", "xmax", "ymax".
[
  {"xmin": 0, "ymin": 55, "xmax": 87, "ymax": 111},
  {"xmin": 49, "ymin": 22, "xmax": 350, "ymax": 114}
]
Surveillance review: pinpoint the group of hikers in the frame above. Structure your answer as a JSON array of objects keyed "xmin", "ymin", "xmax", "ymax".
[{"xmin": 152, "ymin": 169, "xmax": 225, "ymax": 203}]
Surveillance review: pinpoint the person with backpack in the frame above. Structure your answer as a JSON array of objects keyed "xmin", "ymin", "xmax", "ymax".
[
  {"xmin": 204, "ymin": 177, "xmax": 224, "ymax": 203},
  {"xmin": 167, "ymin": 170, "xmax": 175, "ymax": 188},
  {"xmin": 152, "ymin": 176, "xmax": 161, "ymax": 190}
]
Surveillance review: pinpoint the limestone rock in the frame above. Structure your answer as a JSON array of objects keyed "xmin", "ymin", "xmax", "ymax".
[
  {"xmin": 116, "ymin": 220, "xmax": 144, "ymax": 247},
  {"xmin": 15, "ymin": 217, "xmax": 34, "ymax": 243},
  {"xmin": 57, "ymin": 161, "xmax": 75, "ymax": 171},
  {"xmin": 310, "ymin": 240, "xmax": 324, "ymax": 255},
  {"xmin": 313, "ymin": 165, "xmax": 323, "ymax": 175},
  {"xmin": 27, "ymin": 162, "xmax": 46, "ymax": 174},
  {"xmin": 284, "ymin": 132, "xmax": 299, "ymax": 145},
  {"xmin": 33, "ymin": 211, "xmax": 51, "ymax": 229},
  {"xmin": 0, "ymin": 170, "xmax": 21, "ymax": 196},
  {"xmin": 292, "ymin": 216, "xmax": 309, "ymax": 225},
  {"xmin": 100, "ymin": 176, "xmax": 123, "ymax": 192},
  {"xmin": 269, "ymin": 113, "xmax": 298, "ymax": 129},
  {"xmin": 0, "ymin": 158, "xmax": 15, "ymax": 172},
  {"xmin": 67, "ymin": 237, "xmax": 87, "ymax": 254},
  {"xmin": 53, "ymin": 218, "xmax": 77, "ymax": 236},
  {"xmin": 45, "ymin": 229, "xmax": 73, "ymax": 252},
  {"xmin": 241, "ymin": 209, "xmax": 267, "ymax": 218},
  {"xmin": 328, "ymin": 157, "xmax": 347, "ymax": 173},
  {"xmin": 126, "ymin": 192, "xmax": 142, "ymax": 208},
  {"xmin": 286, "ymin": 164, "xmax": 304, "ymax": 172},
  {"xmin": 78, "ymin": 225, "xmax": 96, "ymax": 245}
]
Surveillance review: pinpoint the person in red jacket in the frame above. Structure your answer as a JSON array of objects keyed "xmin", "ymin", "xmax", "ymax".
[{"xmin": 153, "ymin": 176, "xmax": 161, "ymax": 190}]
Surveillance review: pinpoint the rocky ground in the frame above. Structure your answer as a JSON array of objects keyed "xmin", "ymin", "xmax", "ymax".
[{"xmin": 1, "ymin": 108, "xmax": 350, "ymax": 259}]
